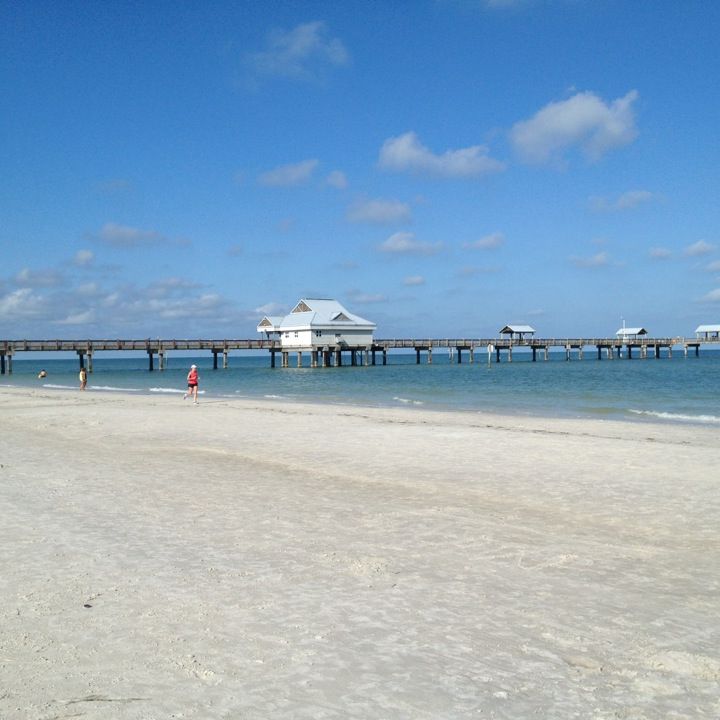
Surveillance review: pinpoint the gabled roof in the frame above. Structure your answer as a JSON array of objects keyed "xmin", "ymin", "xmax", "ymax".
[
  {"xmin": 616, "ymin": 327, "xmax": 647, "ymax": 336},
  {"xmin": 499, "ymin": 324, "xmax": 535, "ymax": 335},
  {"xmin": 256, "ymin": 315, "xmax": 284, "ymax": 332},
  {"xmin": 695, "ymin": 324, "xmax": 720, "ymax": 333},
  {"xmin": 279, "ymin": 299, "xmax": 376, "ymax": 330}
]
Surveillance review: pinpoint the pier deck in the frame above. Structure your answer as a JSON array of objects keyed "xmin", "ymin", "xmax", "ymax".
[{"xmin": 1, "ymin": 336, "xmax": 718, "ymax": 374}]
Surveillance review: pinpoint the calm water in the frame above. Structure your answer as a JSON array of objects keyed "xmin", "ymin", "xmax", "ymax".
[{"xmin": 3, "ymin": 349, "xmax": 720, "ymax": 425}]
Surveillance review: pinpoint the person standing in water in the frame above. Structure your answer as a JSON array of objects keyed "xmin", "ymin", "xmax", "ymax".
[
  {"xmin": 184, "ymin": 364, "xmax": 199, "ymax": 404},
  {"xmin": 79, "ymin": 366, "xmax": 87, "ymax": 391}
]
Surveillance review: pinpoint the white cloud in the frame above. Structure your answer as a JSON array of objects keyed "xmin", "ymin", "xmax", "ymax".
[
  {"xmin": 379, "ymin": 131, "xmax": 504, "ymax": 178},
  {"xmin": 403, "ymin": 275, "xmax": 425, "ymax": 286},
  {"xmin": 0, "ymin": 288, "xmax": 48, "ymax": 318},
  {"xmin": 255, "ymin": 301, "xmax": 286, "ymax": 316},
  {"xmin": 456, "ymin": 265, "xmax": 499, "ymax": 277},
  {"xmin": 590, "ymin": 189, "xmax": 654, "ymax": 212},
  {"xmin": 700, "ymin": 288, "xmax": 720, "ymax": 302},
  {"xmin": 73, "ymin": 249, "xmax": 95, "ymax": 266},
  {"xmin": 56, "ymin": 309, "xmax": 96, "ymax": 325},
  {"xmin": 379, "ymin": 232, "xmax": 442, "ymax": 256},
  {"xmin": 347, "ymin": 198, "xmax": 412, "ymax": 224},
  {"xmin": 258, "ymin": 159, "xmax": 318, "ymax": 187},
  {"xmin": 463, "ymin": 232, "xmax": 504, "ymax": 250},
  {"xmin": 705, "ymin": 260, "xmax": 720, "ymax": 272},
  {"xmin": 326, "ymin": 170, "xmax": 348, "ymax": 189},
  {"xmin": 247, "ymin": 21, "xmax": 348, "ymax": 80},
  {"xmin": 650, "ymin": 247, "xmax": 672, "ymax": 259},
  {"xmin": 511, "ymin": 90, "xmax": 639, "ymax": 164},
  {"xmin": 95, "ymin": 222, "xmax": 173, "ymax": 248},
  {"xmin": 570, "ymin": 251, "xmax": 610, "ymax": 268},
  {"xmin": 15, "ymin": 267, "xmax": 63, "ymax": 287},
  {"xmin": 346, "ymin": 290, "xmax": 387, "ymax": 304},
  {"xmin": 685, "ymin": 240, "xmax": 715, "ymax": 257}
]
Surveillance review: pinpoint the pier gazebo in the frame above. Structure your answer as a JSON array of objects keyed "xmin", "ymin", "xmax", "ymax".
[
  {"xmin": 695, "ymin": 324, "xmax": 720, "ymax": 340},
  {"xmin": 616, "ymin": 326, "xmax": 648, "ymax": 340},
  {"xmin": 499, "ymin": 324, "xmax": 535, "ymax": 341}
]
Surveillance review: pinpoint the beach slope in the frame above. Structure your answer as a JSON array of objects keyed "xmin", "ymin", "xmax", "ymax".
[{"xmin": 1, "ymin": 387, "xmax": 719, "ymax": 719}]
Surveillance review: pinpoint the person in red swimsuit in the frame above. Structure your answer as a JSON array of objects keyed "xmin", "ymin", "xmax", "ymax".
[{"xmin": 184, "ymin": 364, "xmax": 199, "ymax": 404}]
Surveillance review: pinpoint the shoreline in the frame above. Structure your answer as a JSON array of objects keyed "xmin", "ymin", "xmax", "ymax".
[
  {"xmin": 2, "ymin": 386, "xmax": 719, "ymax": 718},
  {"xmin": 3, "ymin": 378, "xmax": 720, "ymax": 429}
]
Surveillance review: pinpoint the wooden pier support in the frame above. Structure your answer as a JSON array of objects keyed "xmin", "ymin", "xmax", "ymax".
[
  {"xmin": 383, "ymin": 348, "xmax": 387, "ymax": 365},
  {"xmin": 297, "ymin": 351, "xmax": 303, "ymax": 368},
  {"xmin": 0, "ymin": 352, "xmax": 11, "ymax": 374},
  {"xmin": 147, "ymin": 351, "xmax": 154, "ymax": 371},
  {"xmin": 427, "ymin": 347, "xmax": 432, "ymax": 364},
  {"xmin": 270, "ymin": 350, "xmax": 276, "ymax": 368}
]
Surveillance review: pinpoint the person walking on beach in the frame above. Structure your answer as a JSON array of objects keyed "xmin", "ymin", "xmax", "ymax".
[
  {"xmin": 79, "ymin": 366, "xmax": 87, "ymax": 391},
  {"xmin": 184, "ymin": 364, "xmax": 199, "ymax": 404}
]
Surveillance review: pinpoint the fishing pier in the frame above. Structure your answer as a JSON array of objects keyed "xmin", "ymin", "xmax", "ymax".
[{"xmin": 0, "ymin": 335, "xmax": 717, "ymax": 374}]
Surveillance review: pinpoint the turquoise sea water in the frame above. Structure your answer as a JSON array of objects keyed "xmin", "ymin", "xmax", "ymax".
[{"xmin": 3, "ymin": 349, "xmax": 720, "ymax": 425}]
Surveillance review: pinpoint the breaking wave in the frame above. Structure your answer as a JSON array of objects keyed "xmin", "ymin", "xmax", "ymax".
[{"xmin": 628, "ymin": 409, "xmax": 720, "ymax": 424}]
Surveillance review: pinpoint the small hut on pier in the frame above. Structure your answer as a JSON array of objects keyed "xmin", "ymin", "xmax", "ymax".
[
  {"xmin": 695, "ymin": 324, "xmax": 720, "ymax": 340},
  {"xmin": 616, "ymin": 326, "xmax": 648, "ymax": 340},
  {"xmin": 499, "ymin": 324, "xmax": 535, "ymax": 341}
]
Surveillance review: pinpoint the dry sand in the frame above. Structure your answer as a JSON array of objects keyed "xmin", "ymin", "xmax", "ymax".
[{"xmin": 1, "ymin": 386, "xmax": 719, "ymax": 719}]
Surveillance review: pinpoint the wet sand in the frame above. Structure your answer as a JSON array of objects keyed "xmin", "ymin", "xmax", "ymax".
[{"xmin": 1, "ymin": 386, "xmax": 719, "ymax": 719}]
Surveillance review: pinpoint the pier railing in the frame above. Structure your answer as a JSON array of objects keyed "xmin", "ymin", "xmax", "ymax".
[{"xmin": 1, "ymin": 335, "xmax": 717, "ymax": 374}]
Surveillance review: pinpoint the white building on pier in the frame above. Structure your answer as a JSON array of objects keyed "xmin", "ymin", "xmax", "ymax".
[{"xmin": 257, "ymin": 298, "xmax": 376, "ymax": 350}]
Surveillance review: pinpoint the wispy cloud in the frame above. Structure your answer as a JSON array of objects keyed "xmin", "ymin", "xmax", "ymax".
[
  {"xmin": 685, "ymin": 240, "xmax": 715, "ymax": 257},
  {"xmin": 403, "ymin": 275, "xmax": 426, "ymax": 286},
  {"xmin": 463, "ymin": 232, "xmax": 505, "ymax": 250},
  {"xmin": 650, "ymin": 247, "xmax": 672, "ymax": 260},
  {"xmin": 570, "ymin": 251, "xmax": 611, "ymax": 268},
  {"xmin": 347, "ymin": 198, "xmax": 412, "ymax": 224},
  {"xmin": 56, "ymin": 309, "xmax": 97, "ymax": 325},
  {"xmin": 15, "ymin": 267, "xmax": 64, "ymax": 287},
  {"xmin": 73, "ymin": 249, "xmax": 95, "ymax": 267},
  {"xmin": 705, "ymin": 260, "xmax": 720, "ymax": 272},
  {"xmin": 379, "ymin": 231, "xmax": 442, "ymax": 256},
  {"xmin": 325, "ymin": 170, "xmax": 348, "ymax": 189},
  {"xmin": 379, "ymin": 131, "xmax": 504, "ymax": 178},
  {"xmin": 346, "ymin": 289, "xmax": 387, "ymax": 304},
  {"xmin": 700, "ymin": 288, "xmax": 720, "ymax": 302},
  {"xmin": 255, "ymin": 301, "xmax": 287, "ymax": 316},
  {"xmin": 246, "ymin": 21, "xmax": 349, "ymax": 81},
  {"xmin": 511, "ymin": 90, "xmax": 639, "ymax": 164},
  {"xmin": 93, "ymin": 222, "xmax": 189, "ymax": 248},
  {"xmin": 455, "ymin": 265, "xmax": 500, "ymax": 277},
  {"xmin": 589, "ymin": 189, "xmax": 654, "ymax": 212},
  {"xmin": 258, "ymin": 159, "xmax": 319, "ymax": 187}
]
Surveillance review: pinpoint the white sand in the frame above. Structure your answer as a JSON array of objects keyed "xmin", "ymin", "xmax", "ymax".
[{"xmin": 1, "ymin": 386, "xmax": 719, "ymax": 719}]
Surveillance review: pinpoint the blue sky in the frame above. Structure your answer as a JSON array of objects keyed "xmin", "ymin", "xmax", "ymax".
[{"xmin": 2, "ymin": 0, "xmax": 719, "ymax": 339}]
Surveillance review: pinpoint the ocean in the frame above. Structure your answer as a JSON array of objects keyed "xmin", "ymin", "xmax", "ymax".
[{"xmin": 3, "ymin": 349, "xmax": 720, "ymax": 425}]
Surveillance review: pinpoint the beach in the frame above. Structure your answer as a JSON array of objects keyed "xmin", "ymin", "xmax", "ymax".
[{"xmin": 1, "ymin": 386, "xmax": 719, "ymax": 719}]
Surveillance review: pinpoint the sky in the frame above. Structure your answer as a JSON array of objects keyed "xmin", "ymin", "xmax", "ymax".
[{"xmin": 2, "ymin": 0, "xmax": 720, "ymax": 339}]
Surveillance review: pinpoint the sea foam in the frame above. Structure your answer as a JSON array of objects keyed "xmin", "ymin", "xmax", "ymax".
[{"xmin": 629, "ymin": 409, "xmax": 720, "ymax": 424}]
